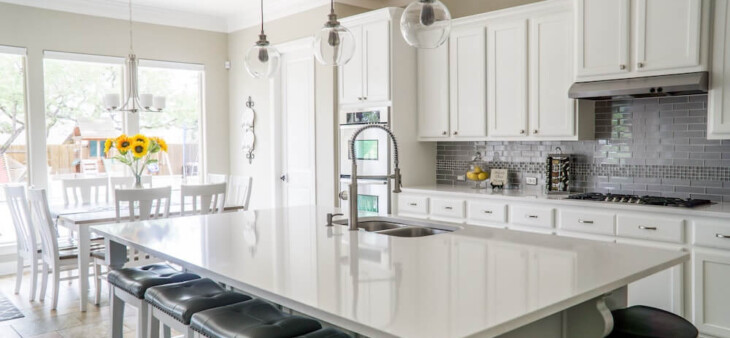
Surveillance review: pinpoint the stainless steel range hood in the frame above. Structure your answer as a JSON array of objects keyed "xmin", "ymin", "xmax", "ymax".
[{"xmin": 568, "ymin": 72, "xmax": 709, "ymax": 100}]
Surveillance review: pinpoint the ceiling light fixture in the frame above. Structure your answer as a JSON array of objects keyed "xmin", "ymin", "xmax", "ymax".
[
  {"xmin": 313, "ymin": 0, "xmax": 355, "ymax": 66},
  {"xmin": 244, "ymin": 0, "xmax": 280, "ymax": 79},
  {"xmin": 400, "ymin": 0, "xmax": 452, "ymax": 49},
  {"xmin": 103, "ymin": 0, "xmax": 166, "ymax": 113}
]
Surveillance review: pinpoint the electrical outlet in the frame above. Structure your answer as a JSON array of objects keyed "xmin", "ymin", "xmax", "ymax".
[
  {"xmin": 525, "ymin": 177, "xmax": 538, "ymax": 185},
  {"xmin": 457, "ymin": 175, "xmax": 466, "ymax": 181}
]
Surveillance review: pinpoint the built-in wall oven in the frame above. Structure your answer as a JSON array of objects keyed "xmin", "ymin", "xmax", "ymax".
[{"xmin": 339, "ymin": 106, "xmax": 391, "ymax": 216}]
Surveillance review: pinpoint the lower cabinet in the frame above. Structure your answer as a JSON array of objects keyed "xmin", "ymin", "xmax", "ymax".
[{"xmin": 692, "ymin": 249, "xmax": 730, "ymax": 337}]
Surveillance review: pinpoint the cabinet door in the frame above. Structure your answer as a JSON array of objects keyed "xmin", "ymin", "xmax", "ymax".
[
  {"xmin": 529, "ymin": 13, "xmax": 576, "ymax": 138},
  {"xmin": 449, "ymin": 26, "xmax": 487, "ymax": 138},
  {"xmin": 575, "ymin": 0, "xmax": 630, "ymax": 79},
  {"xmin": 709, "ymin": 0, "xmax": 730, "ymax": 139},
  {"xmin": 693, "ymin": 249, "xmax": 730, "ymax": 337},
  {"xmin": 487, "ymin": 20, "xmax": 528, "ymax": 138},
  {"xmin": 417, "ymin": 43, "xmax": 450, "ymax": 138},
  {"xmin": 634, "ymin": 0, "xmax": 702, "ymax": 72},
  {"xmin": 339, "ymin": 25, "xmax": 363, "ymax": 105},
  {"xmin": 363, "ymin": 20, "xmax": 390, "ymax": 103}
]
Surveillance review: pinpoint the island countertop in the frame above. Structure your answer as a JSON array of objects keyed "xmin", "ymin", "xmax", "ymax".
[{"xmin": 92, "ymin": 207, "xmax": 688, "ymax": 338}]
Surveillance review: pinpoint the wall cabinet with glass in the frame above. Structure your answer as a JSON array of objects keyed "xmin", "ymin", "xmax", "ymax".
[{"xmin": 575, "ymin": 0, "xmax": 710, "ymax": 82}]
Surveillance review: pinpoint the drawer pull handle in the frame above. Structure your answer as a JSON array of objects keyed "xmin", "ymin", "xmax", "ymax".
[
  {"xmin": 526, "ymin": 215, "xmax": 539, "ymax": 219},
  {"xmin": 444, "ymin": 206, "xmax": 453, "ymax": 210},
  {"xmin": 578, "ymin": 219, "xmax": 594, "ymax": 224},
  {"xmin": 409, "ymin": 203, "xmax": 418, "ymax": 206},
  {"xmin": 716, "ymin": 233, "xmax": 730, "ymax": 239},
  {"xmin": 483, "ymin": 210, "xmax": 493, "ymax": 214},
  {"xmin": 639, "ymin": 226, "xmax": 657, "ymax": 231}
]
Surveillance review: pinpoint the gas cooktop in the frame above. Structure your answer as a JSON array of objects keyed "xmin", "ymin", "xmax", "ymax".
[{"xmin": 566, "ymin": 193, "xmax": 713, "ymax": 208}]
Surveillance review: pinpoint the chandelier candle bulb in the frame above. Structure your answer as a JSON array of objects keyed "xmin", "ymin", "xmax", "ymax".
[
  {"xmin": 153, "ymin": 96, "xmax": 166, "ymax": 109},
  {"xmin": 104, "ymin": 94, "xmax": 121, "ymax": 109},
  {"xmin": 140, "ymin": 94, "xmax": 153, "ymax": 108}
]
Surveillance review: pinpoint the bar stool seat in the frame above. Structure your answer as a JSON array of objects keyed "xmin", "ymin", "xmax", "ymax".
[
  {"xmin": 297, "ymin": 327, "xmax": 352, "ymax": 338},
  {"xmin": 190, "ymin": 299, "xmax": 323, "ymax": 338},
  {"xmin": 608, "ymin": 306, "xmax": 698, "ymax": 338}
]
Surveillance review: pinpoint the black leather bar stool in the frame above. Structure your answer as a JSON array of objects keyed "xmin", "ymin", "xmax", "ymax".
[
  {"xmin": 298, "ymin": 327, "xmax": 352, "ymax": 338},
  {"xmin": 608, "ymin": 306, "xmax": 699, "ymax": 338},
  {"xmin": 189, "ymin": 298, "xmax": 324, "ymax": 338},
  {"xmin": 144, "ymin": 278, "xmax": 251, "ymax": 338},
  {"xmin": 108, "ymin": 263, "xmax": 200, "ymax": 338}
]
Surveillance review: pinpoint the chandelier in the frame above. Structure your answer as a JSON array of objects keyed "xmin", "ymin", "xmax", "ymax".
[{"xmin": 103, "ymin": 0, "xmax": 165, "ymax": 113}]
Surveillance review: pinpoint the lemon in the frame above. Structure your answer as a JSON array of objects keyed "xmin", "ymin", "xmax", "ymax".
[
  {"xmin": 478, "ymin": 172, "xmax": 488, "ymax": 181},
  {"xmin": 473, "ymin": 166, "xmax": 483, "ymax": 174},
  {"xmin": 466, "ymin": 172, "xmax": 478, "ymax": 181}
]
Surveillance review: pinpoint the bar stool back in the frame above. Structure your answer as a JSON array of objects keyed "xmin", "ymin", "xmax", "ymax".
[{"xmin": 608, "ymin": 305, "xmax": 698, "ymax": 338}]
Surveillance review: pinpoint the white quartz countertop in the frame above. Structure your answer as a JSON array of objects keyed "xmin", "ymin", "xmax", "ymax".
[
  {"xmin": 92, "ymin": 207, "xmax": 687, "ymax": 338},
  {"xmin": 403, "ymin": 185, "xmax": 730, "ymax": 219}
]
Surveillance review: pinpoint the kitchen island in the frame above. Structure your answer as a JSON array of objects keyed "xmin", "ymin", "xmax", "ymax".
[{"xmin": 93, "ymin": 207, "xmax": 688, "ymax": 338}]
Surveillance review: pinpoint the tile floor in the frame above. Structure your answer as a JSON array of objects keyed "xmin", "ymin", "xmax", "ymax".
[{"xmin": 0, "ymin": 272, "xmax": 138, "ymax": 337}]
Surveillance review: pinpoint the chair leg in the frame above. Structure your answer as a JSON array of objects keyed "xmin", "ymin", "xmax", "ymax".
[
  {"xmin": 147, "ymin": 304, "xmax": 159, "ymax": 338},
  {"xmin": 29, "ymin": 258, "xmax": 38, "ymax": 301},
  {"xmin": 138, "ymin": 302, "xmax": 149, "ymax": 338},
  {"xmin": 185, "ymin": 327, "xmax": 195, "ymax": 338},
  {"xmin": 51, "ymin": 267, "xmax": 60, "ymax": 310},
  {"xmin": 14, "ymin": 257, "xmax": 23, "ymax": 295},
  {"xmin": 93, "ymin": 263, "xmax": 101, "ymax": 305},
  {"xmin": 110, "ymin": 288, "xmax": 125, "ymax": 338},
  {"xmin": 39, "ymin": 263, "xmax": 49, "ymax": 302}
]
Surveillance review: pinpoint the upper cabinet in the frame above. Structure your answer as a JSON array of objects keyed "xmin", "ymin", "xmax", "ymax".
[
  {"xmin": 487, "ymin": 20, "xmax": 528, "ymax": 139},
  {"xmin": 449, "ymin": 26, "xmax": 488, "ymax": 139},
  {"xmin": 709, "ymin": 0, "xmax": 730, "ymax": 139},
  {"xmin": 417, "ymin": 44, "xmax": 450, "ymax": 138},
  {"xmin": 339, "ymin": 20, "xmax": 391, "ymax": 105},
  {"xmin": 575, "ymin": 0, "xmax": 709, "ymax": 82}
]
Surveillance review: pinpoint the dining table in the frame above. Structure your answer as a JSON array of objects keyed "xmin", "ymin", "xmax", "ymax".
[{"xmin": 52, "ymin": 202, "xmax": 244, "ymax": 312}]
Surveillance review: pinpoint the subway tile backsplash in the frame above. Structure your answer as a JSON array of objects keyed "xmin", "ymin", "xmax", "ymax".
[{"xmin": 436, "ymin": 94, "xmax": 730, "ymax": 202}]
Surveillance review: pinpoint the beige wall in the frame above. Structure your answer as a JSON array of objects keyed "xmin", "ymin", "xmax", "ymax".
[
  {"xmin": 228, "ymin": 4, "xmax": 368, "ymax": 210},
  {"xmin": 0, "ymin": 2, "xmax": 229, "ymax": 186},
  {"xmin": 440, "ymin": 0, "xmax": 544, "ymax": 18}
]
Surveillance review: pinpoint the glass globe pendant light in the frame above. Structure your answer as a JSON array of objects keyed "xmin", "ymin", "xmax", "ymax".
[
  {"xmin": 400, "ymin": 0, "xmax": 452, "ymax": 49},
  {"xmin": 245, "ymin": 0, "xmax": 280, "ymax": 79},
  {"xmin": 313, "ymin": 0, "xmax": 355, "ymax": 66}
]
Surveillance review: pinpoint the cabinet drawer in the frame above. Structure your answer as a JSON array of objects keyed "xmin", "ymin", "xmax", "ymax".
[
  {"xmin": 693, "ymin": 219, "xmax": 730, "ymax": 250},
  {"xmin": 617, "ymin": 214, "xmax": 685, "ymax": 244},
  {"xmin": 510, "ymin": 205, "xmax": 554, "ymax": 228},
  {"xmin": 398, "ymin": 195, "xmax": 429, "ymax": 215},
  {"xmin": 560, "ymin": 209, "xmax": 616, "ymax": 236},
  {"xmin": 431, "ymin": 198, "xmax": 466, "ymax": 219},
  {"xmin": 467, "ymin": 200, "xmax": 508, "ymax": 223}
]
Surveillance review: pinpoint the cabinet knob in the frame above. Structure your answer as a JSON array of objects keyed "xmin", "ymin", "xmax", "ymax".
[
  {"xmin": 453, "ymin": 131, "xmax": 458, "ymax": 135},
  {"xmin": 638, "ymin": 225, "xmax": 657, "ymax": 231},
  {"xmin": 533, "ymin": 129, "xmax": 538, "ymax": 134},
  {"xmin": 637, "ymin": 62, "xmax": 645, "ymax": 68},
  {"xmin": 442, "ymin": 131, "xmax": 448, "ymax": 136},
  {"xmin": 363, "ymin": 97, "xmax": 367, "ymax": 100},
  {"xmin": 520, "ymin": 130, "xmax": 526, "ymax": 134},
  {"xmin": 620, "ymin": 64, "xmax": 626, "ymax": 70}
]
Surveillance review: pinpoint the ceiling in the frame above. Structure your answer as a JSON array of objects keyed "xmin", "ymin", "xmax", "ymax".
[{"xmin": 0, "ymin": 0, "xmax": 410, "ymax": 33}]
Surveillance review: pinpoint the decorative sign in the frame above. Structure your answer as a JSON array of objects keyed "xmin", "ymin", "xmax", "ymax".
[
  {"xmin": 490, "ymin": 169, "xmax": 508, "ymax": 189},
  {"xmin": 242, "ymin": 96, "xmax": 256, "ymax": 164}
]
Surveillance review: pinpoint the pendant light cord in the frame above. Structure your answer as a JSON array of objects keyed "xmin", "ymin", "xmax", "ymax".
[
  {"xmin": 260, "ymin": 0, "xmax": 265, "ymax": 35},
  {"xmin": 129, "ymin": 0, "xmax": 134, "ymax": 53},
  {"xmin": 330, "ymin": 0, "xmax": 335, "ymax": 15}
]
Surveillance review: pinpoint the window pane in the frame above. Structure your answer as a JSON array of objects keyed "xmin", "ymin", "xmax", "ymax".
[
  {"xmin": 44, "ymin": 57, "xmax": 124, "ymax": 204},
  {"xmin": 0, "ymin": 52, "xmax": 28, "ymax": 244},
  {"xmin": 139, "ymin": 65, "xmax": 203, "ymax": 188}
]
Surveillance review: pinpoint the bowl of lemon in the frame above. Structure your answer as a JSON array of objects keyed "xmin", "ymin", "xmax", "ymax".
[{"xmin": 466, "ymin": 165, "xmax": 489, "ymax": 189}]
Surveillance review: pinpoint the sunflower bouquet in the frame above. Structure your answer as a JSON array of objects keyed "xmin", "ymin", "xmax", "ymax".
[{"xmin": 105, "ymin": 133, "xmax": 168, "ymax": 188}]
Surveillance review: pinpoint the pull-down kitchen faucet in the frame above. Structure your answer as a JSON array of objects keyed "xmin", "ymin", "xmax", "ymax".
[{"xmin": 342, "ymin": 124, "xmax": 402, "ymax": 231}]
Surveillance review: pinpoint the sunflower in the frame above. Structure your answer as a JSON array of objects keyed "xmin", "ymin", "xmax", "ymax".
[
  {"xmin": 154, "ymin": 137, "xmax": 168, "ymax": 152},
  {"xmin": 131, "ymin": 134, "xmax": 150, "ymax": 146},
  {"xmin": 115, "ymin": 135, "xmax": 132, "ymax": 153},
  {"xmin": 104, "ymin": 139, "xmax": 113, "ymax": 154},
  {"xmin": 131, "ymin": 140, "xmax": 149, "ymax": 158}
]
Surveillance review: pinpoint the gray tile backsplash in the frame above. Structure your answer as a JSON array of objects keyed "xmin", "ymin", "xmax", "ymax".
[{"xmin": 436, "ymin": 94, "xmax": 730, "ymax": 202}]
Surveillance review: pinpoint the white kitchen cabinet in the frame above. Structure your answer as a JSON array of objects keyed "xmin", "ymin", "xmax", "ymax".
[
  {"xmin": 575, "ymin": 0, "xmax": 708, "ymax": 82},
  {"xmin": 634, "ymin": 0, "xmax": 702, "ymax": 73},
  {"xmin": 575, "ymin": 0, "xmax": 630, "ymax": 79},
  {"xmin": 417, "ymin": 43, "xmax": 450, "ymax": 139},
  {"xmin": 449, "ymin": 25, "xmax": 487, "ymax": 138},
  {"xmin": 487, "ymin": 19, "xmax": 528, "ymax": 138},
  {"xmin": 692, "ymin": 249, "xmax": 730, "ymax": 337},
  {"xmin": 339, "ymin": 20, "xmax": 390, "ymax": 105},
  {"xmin": 529, "ymin": 12, "xmax": 577, "ymax": 138},
  {"xmin": 709, "ymin": 0, "xmax": 730, "ymax": 139}
]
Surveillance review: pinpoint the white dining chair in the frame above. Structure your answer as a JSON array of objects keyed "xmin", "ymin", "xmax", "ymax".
[
  {"xmin": 5, "ymin": 185, "xmax": 40, "ymax": 301},
  {"xmin": 227, "ymin": 175, "xmax": 252, "ymax": 210},
  {"xmin": 28, "ymin": 188, "xmax": 103, "ymax": 310},
  {"xmin": 206, "ymin": 173, "xmax": 228, "ymax": 184},
  {"xmin": 61, "ymin": 177, "xmax": 109, "ymax": 205},
  {"xmin": 180, "ymin": 182, "xmax": 226, "ymax": 216},
  {"xmin": 114, "ymin": 186, "xmax": 172, "ymax": 222}
]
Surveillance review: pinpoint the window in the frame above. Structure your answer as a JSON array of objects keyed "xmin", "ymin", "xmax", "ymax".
[
  {"xmin": 138, "ymin": 60, "xmax": 204, "ymax": 186},
  {"xmin": 0, "ymin": 46, "xmax": 28, "ymax": 244},
  {"xmin": 43, "ymin": 52, "xmax": 125, "ymax": 203}
]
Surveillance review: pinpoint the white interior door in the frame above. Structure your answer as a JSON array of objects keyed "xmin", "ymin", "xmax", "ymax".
[{"xmin": 277, "ymin": 41, "xmax": 316, "ymax": 208}]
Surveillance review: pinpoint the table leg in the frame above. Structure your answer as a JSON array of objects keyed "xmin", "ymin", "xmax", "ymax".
[
  {"xmin": 107, "ymin": 239, "xmax": 127, "ymax": 338},
  {"xmin": 78, "ymin": 227, "xmax": 89, "ymax": 312}
]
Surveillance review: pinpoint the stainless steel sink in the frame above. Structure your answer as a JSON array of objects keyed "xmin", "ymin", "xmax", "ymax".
[{"xmin": 333, "ymin": 217, "xmax": 458, "ymax": 237}]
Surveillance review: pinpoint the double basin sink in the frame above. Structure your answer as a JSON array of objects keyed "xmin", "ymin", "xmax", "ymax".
[{"xmin": 333, "ymin": 217, "xmax": 459, "ymax": 237}]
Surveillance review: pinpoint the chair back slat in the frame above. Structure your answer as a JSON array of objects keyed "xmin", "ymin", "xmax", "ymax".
[
  {"xmin": 180, "ymin": 182, "xmax": 226, "ymax": 216},
  {"xmin": 27, "ymin": 189, "xmax": 59, "ymax": 264},
  {"xmin": 114, "ymin": 186, "xmax": 171, "ymax": 222},
  {"xmin": 61, "ymin": 177, "xmax": 108, "ymax": 205},
  {"xmin": 4, "ymin": 185, "xmax": 37, "ymax": 256},
  {"xmin": 228, "ymin": 175, "xmax": 252, "ymax": 210}
]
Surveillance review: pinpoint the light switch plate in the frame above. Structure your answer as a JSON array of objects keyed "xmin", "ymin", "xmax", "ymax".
[
  {"xmin": 525, "ymin": 177, "xmax": 538, "ymax": 185},
  {"xmin": 457, "ymin": 175, "xmax": 466, "ymax": 181}
]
